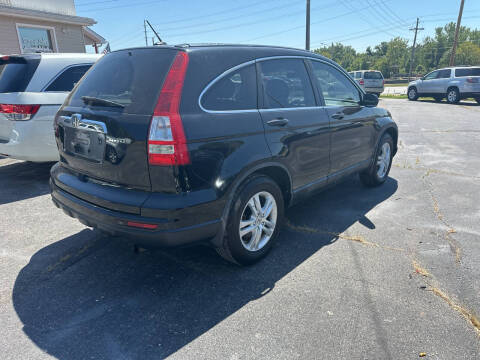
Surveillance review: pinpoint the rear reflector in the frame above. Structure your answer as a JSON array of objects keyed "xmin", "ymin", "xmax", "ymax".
[
  {"xmin": 0, "ymin": 104, "xmax": 40, "ymax": 121},
  {"xmin": 148, "ymin": 51, "xmax": 190, "ymax": 166},
  {"xmin": 126, "ymin": 221, "xmax": 158, "ymax": 230}
]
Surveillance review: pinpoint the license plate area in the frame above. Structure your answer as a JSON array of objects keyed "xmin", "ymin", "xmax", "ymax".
[{"xmin": 64, "ymin": 127, "xmax": 106, "ymax": 163}]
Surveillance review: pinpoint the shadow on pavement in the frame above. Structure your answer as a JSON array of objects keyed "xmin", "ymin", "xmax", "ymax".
[
  {"xmin": 0, "ymin": 161, "xmax": 54, "ymax": 205},
  {"xmin": 13, "ymin": 176, "xmax": 397, "ymax": 359},
  {"xmin": 418, "ymin": 99, "xmax": 479, "ymax": 106}
]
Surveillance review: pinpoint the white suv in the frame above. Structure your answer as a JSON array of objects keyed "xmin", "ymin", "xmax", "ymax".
[
  {"xmin": 0, "ymin": 53, "xmax": 101, "ymax": 162},
  {"xmin": 407, "ymin": 66, "xmax": 480, "ymax": 104}
]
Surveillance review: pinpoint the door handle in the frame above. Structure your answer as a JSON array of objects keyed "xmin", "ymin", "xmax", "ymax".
[
  {"xmin": 331, "ymin": 113, "xmax": 344, "ymax": 120},
  {"xmin": 267, "ymin": 118, "xmax": 289, "ymax": 127}
]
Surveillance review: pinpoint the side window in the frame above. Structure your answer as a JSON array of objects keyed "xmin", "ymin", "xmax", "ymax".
[
  {"xmin": 311, "ymin": 61, "xmax": 360, "ymax": 107},
  {"xmin": 355, "ymin": 72, "xmax": 362, "ymax": 79},
  {"xmin": 259, "ymin": 59, "xmax": 315, "ymax": 109},
  {"xmin": 424, "ymin": 70, "xmax": 439, "ymax": 80},
  {"xmin": 45, "ymin": 65, "xmax": 92, "ymax": 92},
  {"xmin": 438, "ymin": 69, "xmax": 451, "ymax": 78},
  {"xmin": 201, "ymin": 64, "xmax": 257, "ymax": 111}
]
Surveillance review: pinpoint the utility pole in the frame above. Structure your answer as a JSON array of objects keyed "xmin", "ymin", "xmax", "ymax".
[
  {"xmin": 305, "ymin": 0, "xmax": 310, "ymax": 51},
  {"xmin": 407, "ymin": 18, "xmax": 424, "ymax": 82},
  {"xmin": 144, "ymin": 20, "xmax": 148, "ymax": 46},
  {"xmin": 449, "ymin": 0, "xmax": 465, "ymax": 66}
]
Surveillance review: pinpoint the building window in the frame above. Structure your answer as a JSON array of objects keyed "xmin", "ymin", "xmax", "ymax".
[{"xmin": 17, "ymin": 25, "xmax": 56, "ymax": 53}]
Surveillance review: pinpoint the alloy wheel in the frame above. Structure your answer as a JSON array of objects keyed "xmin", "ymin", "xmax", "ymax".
[
  {"xmin": 447, "ymin": 90, "xmax": 457, "ymax": 103},
  {"xmin": 376, "ymin": 142, "xmax": 391, "ymax": 179},
  {"xmin": 239, "ymin": 191, "xmax": 277, "ymax": 252}
]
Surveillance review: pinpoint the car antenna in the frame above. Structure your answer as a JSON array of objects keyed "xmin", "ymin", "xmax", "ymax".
[{"xmin": 145, "ymin": 19, "xmax": 166, "ymax": 45}]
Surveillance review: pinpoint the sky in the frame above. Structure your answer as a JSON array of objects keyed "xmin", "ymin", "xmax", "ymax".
[{"xmin": 74, "ymin": 0, "xmax": 480, "ymax": 53}]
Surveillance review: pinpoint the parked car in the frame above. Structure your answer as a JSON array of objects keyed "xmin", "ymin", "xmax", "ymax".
[
  {"xmin": 407, "ymin": 66, "xmax": 480, "ymax": 104},
  {"xmin": 50, "ymin": 45, "xmax": 398, "ymax": 265},
  {"xmin": 0, "ymin": 53, "xmax": 101, "ymax": 162},
  {"xmin": 348, "ymin": 70, "xmax": 384, "ymax": 96}
]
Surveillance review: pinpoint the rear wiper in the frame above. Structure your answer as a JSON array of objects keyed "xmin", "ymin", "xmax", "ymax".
[{"xmin": 81, "ymin": 96, "xmax": 124, "ymax": 108}]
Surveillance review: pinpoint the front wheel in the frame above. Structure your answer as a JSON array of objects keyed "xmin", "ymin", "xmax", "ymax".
[
  {"xmin": 217, "ymin": 175, "xmax": 284, "ymax": 265},
  {"xmin": 408, "ymin": 87, "xmax": 418, "ymax": 101},
  {"xmin": 360, "ymin": 133, "xmax": 393, "ymax": 187},
  {"xmin": 446, "ymin": 88, "xmax": 460, "ymax": 104}
]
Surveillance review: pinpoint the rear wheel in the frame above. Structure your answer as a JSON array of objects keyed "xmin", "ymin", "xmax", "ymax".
[
  {"xmin": 446, "ymin": 87, "xmax": 460, "ymax": 104},
  {"xmin": 360, "ymin": 133, "xmax": 393, "ymax": 187},
  {"xmin": 408, "ymin": 87, "xmax": 418, "ymax": 101},
  {"xmin": 217, "ymin": 175, "xmax": 284, "ymax": 265},
  {"xmin": 433, "ymin": 95, "xmax": 443, "ymax": 102}
]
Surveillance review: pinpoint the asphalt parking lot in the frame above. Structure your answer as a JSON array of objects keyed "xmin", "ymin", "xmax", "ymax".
[{"xmin": 1, "ymin": 98, "xmax": 479, "ymax": 359}]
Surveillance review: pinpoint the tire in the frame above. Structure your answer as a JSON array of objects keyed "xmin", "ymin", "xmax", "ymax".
[
  {"xmin": 216, "ymin": 175, "xmax": 284, "ymax": 265},
  {"xmin": 446, "ymin": 87, "xmax": 460, "ymax": 104},
  {"xmin": 433, "ymin": 95, "xmax": 443, "ymax": 102},
  {"xmin": 407, "ymin": 87, "xmax": 418, "ymax": 101},
  {"xmin": 360, "ymin": 133, "xmax": 393, "ymax": 187}
]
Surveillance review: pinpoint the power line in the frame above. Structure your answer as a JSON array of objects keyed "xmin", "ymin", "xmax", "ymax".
[{"xmin": 242, "ymin": 0, "xmax": 397, "ymax": 43}]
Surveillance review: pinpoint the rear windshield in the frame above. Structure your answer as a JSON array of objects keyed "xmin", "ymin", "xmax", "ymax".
[
  {"xmin": 0, "ymin": 56, "xmax": 40, "ymax": 93},
  {"xmin": 66, "ymin": 48, "xmax": 177, "ymax": 114},
  {"xmin": 364, "ymin": 71, "xmax": 383, "ymax": 79},
  {"xmin": 455, "ymin": 68, "xmax": 480, "ymax": 77}
]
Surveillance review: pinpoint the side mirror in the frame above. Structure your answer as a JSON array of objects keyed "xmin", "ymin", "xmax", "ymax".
[{"xmin": 362, "ymin": 93, "xmax": 378, "ymax": 107}]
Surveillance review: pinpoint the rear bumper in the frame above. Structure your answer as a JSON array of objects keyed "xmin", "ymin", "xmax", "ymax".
[
  {"xmin": 0, "ymin": 119, "xmax": 59, "ymax": 162},
  {"xmin": 365, "ymin": 87, "xmax": 384, "ymax": 93},
  {"xmin": 50, "ymin": 163, "xmax": 225, "ymax": 247},
  {"xmin": 460, "ymin": 92, "xmax": 480, "ymax": 98},
  {"xmin": 51, "ymin": 179, "xmax": 222, "ymax": 247}
]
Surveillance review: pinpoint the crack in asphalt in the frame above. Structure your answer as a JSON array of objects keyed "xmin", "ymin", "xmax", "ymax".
[{"xmin": 284, "ymin": 220, "xmax": 405, "ymax": 252}]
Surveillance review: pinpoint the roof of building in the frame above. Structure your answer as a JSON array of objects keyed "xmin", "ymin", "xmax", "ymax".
[
  {"xmin": 83, "ymin": 27, "xmax": 106, "ymax": 45},
  {"xmin": 0, "ymin": 4, "xmax": 95, "ymax": 26}
]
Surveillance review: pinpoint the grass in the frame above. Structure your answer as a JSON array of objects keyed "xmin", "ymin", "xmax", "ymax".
[
  {"xmin": 384, "ymin": 83, "xmax": 408, "ymax": 87},
  {"xmin": 380, "ymin": 94, "xmax": 408, "ymax": 99}
]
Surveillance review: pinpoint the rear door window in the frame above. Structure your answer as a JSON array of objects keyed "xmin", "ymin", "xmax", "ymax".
[
  {"xmin": 355, "ymin": 72, "xmax": 362, "ymax": 79},
  {"xmin": 455, "ymin": 68, "xmax": 480, "ymax": 77},
  {"xmin": 201, "ymin": 64, "xmax": 257, "ymax": 111},
  {"xmin": 66, "ymin": 48, "xmax": 177, "ymax": 115},
  {"xmin": 311, "ymin": 61, "xmax": 360, "ymax": 107},
  {"xmin": 0, "ymin": 56, "xmax": 40, "ymax": 93},
  {"xmin": 438, "ymin": 69, "xmax": 451, "ymax": 78},
  {"xmin": 364, "ymin": 71, "xmax": 383, "ymax": 79},
  {"xmin": 259, "ymin": 58, "xmax": 315, "ymax": 109},
  {"xmin": 45, "ymin": 65, "xmax": 92, "ymax": 92}
]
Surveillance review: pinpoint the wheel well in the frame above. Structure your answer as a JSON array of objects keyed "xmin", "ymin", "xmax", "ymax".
[
  {"xmin": 447, "ymin": 86, "xmax": 459, "ymax": 92},
  {"xmin": 384, "ymin": 127, "xmax": 398, "ymax": 155},
  {"xmin": 254, "ymin": 166, "xmax": 292, "ymax": 206}
]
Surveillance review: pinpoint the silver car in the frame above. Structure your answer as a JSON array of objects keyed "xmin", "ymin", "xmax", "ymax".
[
  {"xmin": 348, "ymin": 70, "xmax": 384, "ymax": 96},
  {"xmin": 0, "ymin": 53, "xmax": 101, "ymax": 162},
  {"xmin": 407, "ymin": 66, "xmax": 480, "ymax": 104}
]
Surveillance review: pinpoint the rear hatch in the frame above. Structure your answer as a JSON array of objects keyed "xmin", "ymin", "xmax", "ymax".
[
  {"xmin": 55, "ymin": 47, "xmax": 180, "ymax": 192},
  {"xmin": 455, "ymin": 67, "xmax": 480, "ymax": 91},
  {"xmin": 363, "ymin": 71, "xmax": 384, "ymax": 88},
  {"xmin": 0, "ymin": 55, "xmax": 40, "ymax": 141}
]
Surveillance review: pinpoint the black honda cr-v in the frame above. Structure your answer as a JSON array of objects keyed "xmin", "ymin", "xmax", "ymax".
[{"xmin": 50, "ymin": 44, "xmax": 397, "ymax": 265}]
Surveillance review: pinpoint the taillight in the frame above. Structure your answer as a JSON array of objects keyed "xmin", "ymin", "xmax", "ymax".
[
  {"xmin": 0, "ymin": 104, "xmax": 40, "ymax": 121},
  {"xmin": 359, "ymin": 79, "xmax": 364, "ymax": 85},
  {"xmin": 126, "ymin": 221, "xmax": 158, "ymax": 230},
  {"xmin": 466, "ymin": 77, "xmax": 479, "ymax": 83},
  {"xmin": 148, "ymin": 51, "xmax": 190, "ymax": 166},
  {"xmin": 382, "ymin": 79, "xmax": 385, "ymax": 85}
]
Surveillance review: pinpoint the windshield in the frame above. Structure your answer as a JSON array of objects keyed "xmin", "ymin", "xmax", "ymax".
[
  {"xmin": 364, "ymin": 71, "xmax": 383, "ymax": 79},
  {"xmin": 66, "ymin": 48, "xmax": 178, "ymax": 115}
]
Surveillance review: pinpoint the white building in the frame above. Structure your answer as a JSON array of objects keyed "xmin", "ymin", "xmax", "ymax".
[{"xmin": 0, "ymin": 0, "xmax": 105, "ymax": 54}]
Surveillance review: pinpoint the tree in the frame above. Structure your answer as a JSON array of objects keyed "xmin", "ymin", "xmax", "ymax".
[{"xmin": 455, "ymin": 42, "xmax": 480, "ymax": 65}]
